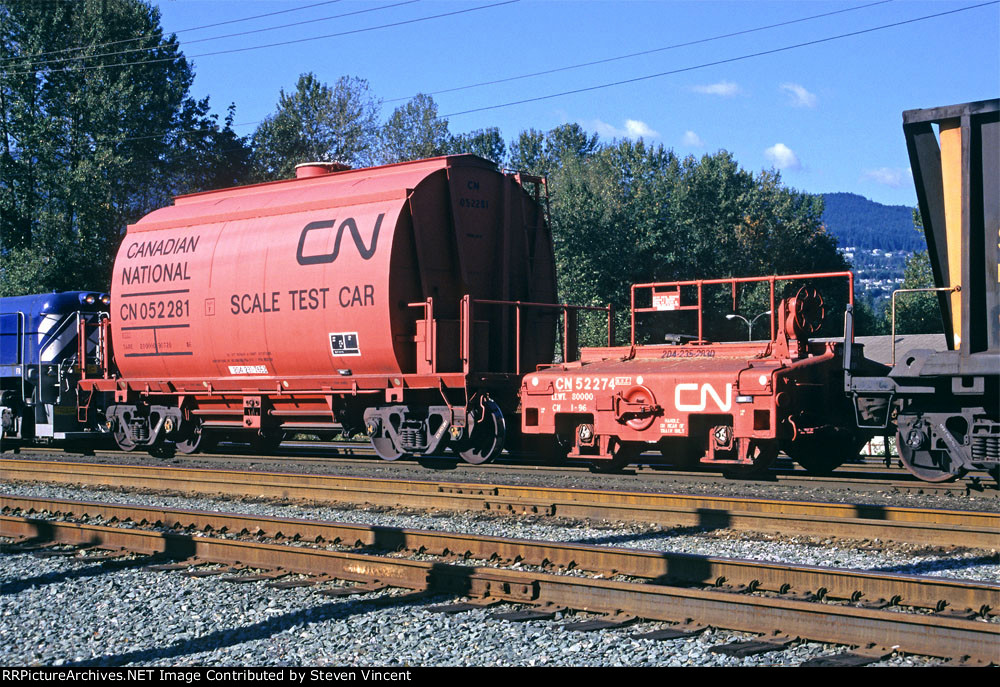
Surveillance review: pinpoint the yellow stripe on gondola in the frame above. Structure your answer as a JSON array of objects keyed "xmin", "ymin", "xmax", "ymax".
[{"xmin": 939, "ymin": 119, "xmax": 964, "ymax": 349}]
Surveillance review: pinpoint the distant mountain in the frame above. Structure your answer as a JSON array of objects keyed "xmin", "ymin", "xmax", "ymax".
[
  {"xmin": 818, "ymin": 192, "xmax": 928, "ymax": 316},
  {"xmin": 820, "ymin": 192, "xmax": 925, "ymax": 253}
]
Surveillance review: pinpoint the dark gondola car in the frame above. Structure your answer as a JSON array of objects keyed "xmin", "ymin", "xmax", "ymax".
[{"xmin": 846, "ymin": 98, "xmax": 999, "ymax": 482}]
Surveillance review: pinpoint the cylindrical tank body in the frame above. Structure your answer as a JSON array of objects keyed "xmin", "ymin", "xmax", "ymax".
[{"xmin": 110, "ymin": 155, "xmax": 556, "ymax": 382}]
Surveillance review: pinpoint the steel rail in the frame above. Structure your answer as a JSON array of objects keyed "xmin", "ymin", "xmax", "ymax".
[
  {"xmin": 2, "ymin": 460, "xmax": 997, "ymax": 548},
  {"xmin": 11, "ymin": 447, "xmax": 995, "ymax": 496},
  {"xmin": 3, "ymin": 494, "xmax": 996, "ymax": 613},
  {"xmin": 0, "ymin": 443, "xmax": 959, "ymax": 467},
  {"xmin": 2, "ymin": 515, "xmax": 996, "ymax": 663}
]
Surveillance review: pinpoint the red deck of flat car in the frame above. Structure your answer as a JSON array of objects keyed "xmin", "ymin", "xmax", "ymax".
[{"xmin": 521, "ymin": 272, "xmax": 886, "ymax": 473}]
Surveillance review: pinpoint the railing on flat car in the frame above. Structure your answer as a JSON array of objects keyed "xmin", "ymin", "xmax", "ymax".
[
  {"xmin": 442, "ymin": 296, "xmax": 613, "ymax": 376},
  {"xmin": 629, "ymin": 271, "xmax": 855, "ymax": 347}
]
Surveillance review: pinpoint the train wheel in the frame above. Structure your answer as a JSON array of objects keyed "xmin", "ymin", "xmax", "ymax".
[
  {"xmin": 459, "ymin": 399, "xmax": 505, "ymax": 465},
  {"xmin": 175, "ymin": 423, "xmax": 204, "ymax": 455},
  {"xmin": 148, "ymin": 442, "xmax": 175, "ymax": 459},
  {"xmin": 723, "ymin": 439, "xmax": 778, "ymax": 477},
  {"xmin": 789, "ymin": 451, "xmax": 842, "ymax": 476},
  {"xmin": 659, "ymin": 438, "xmax": 702, "ymax": 469},
  {"xmin": 371, "ymin": 435, "xmax": 406, "ymax": 461},
  {"xmin": 199, "ymin": 432, "xmax": 220, "ymax": 454},
  {"xmin": 255, "ymin": 430, "xmax": 285, "ymax": 455},
  {"xmin": 112, "ymin": 420, "xmax": 137, "ymax": 452},
  {"xmin": 785, "ymin": 430, "xmax": 863, "ymax": 475},
  {"xmin": 589, "ymin": 441, "xmax": 641, "ymax": 474},
  {"xmin": 523, "ymin": 435, "xmax": 571, "ymax": 465},
  {"xmin": 896, "ymin": 431, "xmax": 962, "ymax": 482}
]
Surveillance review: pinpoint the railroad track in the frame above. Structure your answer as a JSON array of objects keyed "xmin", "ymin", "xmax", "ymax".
[
  {"xmin": 9, "ymin": 445, "xmax": 996, "ymax": 496},
  {"xmin": 2, "ymin": 496, "xmax": 996, "ymax": 664},
  {"xmin": 3, "ymin": 460, "xmax": 997, "ymax": 548}
]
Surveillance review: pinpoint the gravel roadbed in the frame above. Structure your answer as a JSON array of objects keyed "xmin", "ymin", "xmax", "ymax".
[
  {"xmin": 4, "ymin": 482, "xmax": 997, "ymax": 581},
  {"xmin": 3, "ymin": 480, "xmax": 995, "ymax": 667},
  {"xmin": 1, "ymin": 549, "xmax": 950, "ymax": 667}
]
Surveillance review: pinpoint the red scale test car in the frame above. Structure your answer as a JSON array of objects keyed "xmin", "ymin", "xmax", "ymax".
[{"xmin": 78, "ymin": 155, "xmax": 605, "ymax": 463}]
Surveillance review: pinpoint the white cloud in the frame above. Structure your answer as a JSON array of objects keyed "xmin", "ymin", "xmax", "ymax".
[
  {"xmin": 861, "ymin": 167, "xmax": 910, "ymax": 188},
  {"xmin": 692, "ymin": 81, "xmax": 741, "ymax": 97},
  {"xmin": 588, "ymin": 118, "xmax": 659, "ymax": 140},
  {"xmin": 589, "ymin": 119, "xmax": 621, "ymax": 138},
  {"xmin": 682, "ymin": 130, "xmax": 704, "ymax": 147},
  {"xmin": 780, "ymin": 83, "xmax": 817, "ymax": 108},
  {"xmin": 764, "ymin": 143, "xmax": 801, "ymax": 170},
  {"xmin": 625, "ymin": 119, "xmax": 659, "ymax": 138}
]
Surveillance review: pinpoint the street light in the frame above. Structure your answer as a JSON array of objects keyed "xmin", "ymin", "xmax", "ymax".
[{"xmin": 726, "ymin": 310, "xmax": 771, "ymax": 341}]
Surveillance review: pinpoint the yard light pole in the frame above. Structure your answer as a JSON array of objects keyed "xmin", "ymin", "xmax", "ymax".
[{"xmin": 726, "ymin": 310, "xmax": 771, "ymax": 341}]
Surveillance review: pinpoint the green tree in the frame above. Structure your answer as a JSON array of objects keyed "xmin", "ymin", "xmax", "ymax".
[
  {"xmin": 252, "ymin": 73, "xmax": 380, "ymax": 181},
  {"xmin": 173, "ymin": 103, "xmax": 254, "ymax": 196},
  {"xmin": 379, "ymin": 94, "xmax": 450, "ymax": 164},
  {"xmin": 447, "ymin": 127, "xmax": 505, "ymax": 164},
  {"xmin": 546, "ymin": 123, "xmax": 600, "ymax": 167},
  {"xmin": 508, "ymin": 123, "xmax": 600, "ymax": 176},
  {"xmin": 0, "ymin": 0, "xmax": 245, "ymax": 295},
  {"xmin": 885, "ymin": 249, "xmax": 944, "ymax": 334},
  {"xmin": 550, "ymin": 140, "xmax": 680, "ymax": 328},
  {"xmin": 508, "ymin": 128, "xmax": 548, "ymax": 174},
  {"xmin": 852, "ymin": 299, "xmax": 888, "ymax": 336},
  {"xmin": 547, "ymin": 141, "xmax": 848, "ymax": 345}
]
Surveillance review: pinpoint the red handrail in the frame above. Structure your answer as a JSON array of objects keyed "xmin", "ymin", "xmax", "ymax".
[
  {"xmin": 465, "ymin": 298, "xmax": 613, "ymax": 374},
  {"xmin": 629, "ymin": 271, "xmax": 855, "ymax": 346}
]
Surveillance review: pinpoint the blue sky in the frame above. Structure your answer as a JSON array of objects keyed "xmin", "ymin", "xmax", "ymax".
[{"xmin": 154, "ymin": 0, "xmax": 999, "ymax": 206}]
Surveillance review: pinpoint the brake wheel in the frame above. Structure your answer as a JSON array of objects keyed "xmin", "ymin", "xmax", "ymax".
[{"xmin": 792, "ymin": 286, "xmax": 825, "ymax": 335}]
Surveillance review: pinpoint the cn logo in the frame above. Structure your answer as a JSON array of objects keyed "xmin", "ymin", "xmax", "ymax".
[
  {"xmin": 296, "ymin": 214, "xmax": 385, "ymax": 265},
  {"xmin": 674, "ymin": 383, "xmax": 732, "ymax": 412}
]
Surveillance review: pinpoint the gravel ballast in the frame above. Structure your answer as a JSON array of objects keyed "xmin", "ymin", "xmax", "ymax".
[
  {"xmin": 3, "ymin": 481, "xmax": 997, "ymax": 581},
  {"xmin": 2, "ymin": 479, "xmax": 995, "ymax": 667},
  {"xmin": 0, "ymin": 548, "xmax": 949, "ymax": 667}
]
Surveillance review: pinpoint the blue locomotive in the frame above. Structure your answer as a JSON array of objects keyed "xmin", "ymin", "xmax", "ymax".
[{"xmin": 1, "ymin": 291, "xmax": 110, "ymax": 447}]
